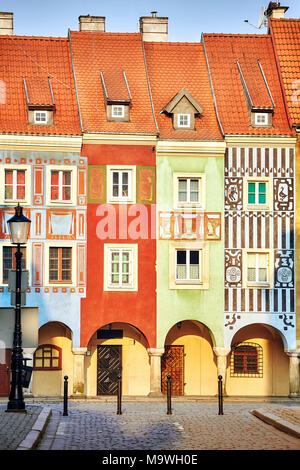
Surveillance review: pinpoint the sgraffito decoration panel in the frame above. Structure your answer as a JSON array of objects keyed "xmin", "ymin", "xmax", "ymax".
[{"xmin": 224, "ymin": 146, "xmax": 295, "ymax": 350}]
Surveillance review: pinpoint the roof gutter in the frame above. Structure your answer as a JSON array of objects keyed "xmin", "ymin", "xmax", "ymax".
[
  {"xmin": 201, "ymin": 33, "xmax": 224, "ymax": 137},
  {"xmin": 68, "ymin": 28, "xmax": 84, "ymax": 133}
]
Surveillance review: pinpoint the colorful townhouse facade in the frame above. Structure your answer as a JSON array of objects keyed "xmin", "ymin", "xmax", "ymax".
[
  {"xmin": 0, "ymin": 14, "xmax": 86, "ymax": 397},
  {"xmin": 0, "ymin": 4, "xmax": 299, "ymax": 399},
  {"xmin": 203, "ymin": 1, "xmax": 297, "ymax": 396}
]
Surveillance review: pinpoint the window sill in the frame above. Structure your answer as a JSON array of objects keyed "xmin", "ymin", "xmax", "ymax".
[
  {"xmin": 245, "ymin": 205, "xmax": 271, "ymax": 211},
  {"xmin": 246, "ymin": 283, "xmax": 271, "ymax": 289}
]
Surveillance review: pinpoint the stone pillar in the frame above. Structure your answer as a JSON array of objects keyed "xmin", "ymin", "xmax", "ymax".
[
  {"xmin": 22, "ymin": 348, "xmax": 35, "ymax": 397},
  {"xmin": 213, "ymin": 347, "xmax": 231, "ymax": 395},
  {"xmin": 72, "ymin": 347, "xmax": 88, "ymax": 396},
  {"xmin": 147, "ymin": 348, "xmax": 165, "ymax": 397},
  {"xmin": 285, "ymin": 351, "xmax": 300, "ymax": 397}
]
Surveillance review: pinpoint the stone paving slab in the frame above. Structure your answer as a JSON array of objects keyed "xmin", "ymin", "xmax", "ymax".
[
  {"xmin": 0, "ymin": 404, "xmax": 43, "ymax": 450},
  {"xmin": 252, "ymin": 407, "xmax": 300, "ymax": 439}
]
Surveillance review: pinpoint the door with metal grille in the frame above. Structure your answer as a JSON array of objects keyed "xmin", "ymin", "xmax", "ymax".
[
  {"xmin": 97, "ymin": 345, "xmax": 122, "ymax": 396},
  {"xmin": 161, "ymin": 345, "xmax": 184, "ymax": 396},
  {"xmin": 0, "ymin": 349, "xmax": 11, "ymax": 397}
]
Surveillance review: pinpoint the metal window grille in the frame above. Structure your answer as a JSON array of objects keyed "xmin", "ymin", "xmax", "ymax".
[{"xmin": 230, "ymin": 342, "xmax": 263, "ymax": 378}]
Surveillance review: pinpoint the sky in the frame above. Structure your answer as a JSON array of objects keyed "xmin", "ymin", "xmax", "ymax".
[{"xmin": 2, "ymin": 0, "xmax": 300, "ymax": 41}]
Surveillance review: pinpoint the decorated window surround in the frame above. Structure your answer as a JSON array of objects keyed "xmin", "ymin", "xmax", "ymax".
[
  {"xmin": 173, "ymin": 173, "xmax": 206, "ymax": 209},
  {"xmin": 45, "ymin": 165, "xmax": 77, "ymax": 206},
  {"xmin": 242, "ymin": 248, "xmax": 273, "ymax": 289},
  {"xmin": 44, "ymin": 241, "xmax": 77, "ymax": 287},
  {"xmin": 106, "ymin": 165, "xmax": 136, "ymax": 204},
  {"xmin": 169, "ymin": 241, "xmax": 209, "ymax": 290},
  {"xmin": 243, "ymin": 176, "xmax": 273, "ymax": 211},
  {"xmin": 104, "ymin": 244, "xmax": 138, "ymax": 292},
  {"xmin": 0, "ymin": 164, "xmax": 31, "ymax": 206},
  {"xmin": 0, "ymin": 242, "xmax": 31, "ymax": 286}
]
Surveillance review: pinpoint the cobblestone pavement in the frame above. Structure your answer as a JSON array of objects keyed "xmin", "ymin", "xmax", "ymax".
[
  {"xmin": 35, "ymin": 401, "xmax": 300, "ymax": 451},
  {"xmin": 263, "ymin": 406, "xmax": 300, "ymax": 427},
  {"xmin": 0, "ymin": 404, "xmax": 42, "ymax": 450}
]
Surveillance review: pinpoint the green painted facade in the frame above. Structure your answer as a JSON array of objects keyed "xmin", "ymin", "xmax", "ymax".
[{"xmin": 156, "ymin": 151, "xmax": 224, "ymax": 348}]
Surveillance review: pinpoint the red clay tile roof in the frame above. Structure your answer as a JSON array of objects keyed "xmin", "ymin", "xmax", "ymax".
[
  {"xmin": 144, "ymin": 42, "xmax": 223, "ymax": 141},
  {"xmin": 0, "ymin": 35, "xmax": 81, "ymax": 135},
  {"xmin": 269, "ymin": 18, "xmax": 300, "ymax": 125},
  {"xmin": 203, "ymin": 34, "xmax": 293, "ymax": 136},
  {"xmin": 69, "ymin": 32, "xmax": 157, "ymax": 135}
]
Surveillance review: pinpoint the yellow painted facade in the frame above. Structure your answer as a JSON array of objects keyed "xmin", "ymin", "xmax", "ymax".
[
  {"xmin": 85, "ymin": 323, "xmax": 150, "ymax": 396},
  {"xmin": 226, "ymin": 324, "xmax": 289, "ymax": 396},
  {"xmin": 32, "ymin": 322, "xmax": 74, "ymax": 397},
  {"xmin": 165, "ymin": 321, "xmax": 218, "ymax": 396}
]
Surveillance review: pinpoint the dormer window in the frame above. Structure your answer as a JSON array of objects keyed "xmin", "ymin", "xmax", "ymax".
[
  {"xmin": 34, "ymin": 110, "xmax": 48, "ymax": 124},
  {"xmin": 23, "ymin": 77, "xmax": 55, "ymax": 126},
  {"xmin": 254, "ymin": 113, "xmax": 268, "ymax": 126},
  {"xmin": 161, "ymin": 88, "xmax": 203, "ymax": 132},
  {"xmin": 100, "ymin": 70, "xmax": 131, "ymax": 123},
  {"xmin": 177, "ymin": 114, "xmax": 191, "ymax": 128}
]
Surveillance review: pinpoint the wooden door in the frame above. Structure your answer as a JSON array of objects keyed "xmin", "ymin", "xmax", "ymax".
[
  {"xmin": 0, "ymin": 349, "xmax": 11, "ymax": 397},
  {"xmin": 97, "ymin": 345, "xmax": 122, "ymax": 396},
  {"xmin": 161, "ymin": 345, "xmax": 184, "ymax": 396}
]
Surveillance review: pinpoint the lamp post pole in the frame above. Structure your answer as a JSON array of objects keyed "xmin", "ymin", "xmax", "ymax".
[
  {"xmin": 7, "ymin": 244, "xmax": 25, "ymax": 412},
  {"xmin": 6, "ymin": 204, "xmax": 31, "ymax": 413}
]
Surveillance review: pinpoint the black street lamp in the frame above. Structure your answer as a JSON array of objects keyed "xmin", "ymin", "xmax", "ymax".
[{"xmin": 6, "ymin": 204, "xmax": 31, "ymax": 412}]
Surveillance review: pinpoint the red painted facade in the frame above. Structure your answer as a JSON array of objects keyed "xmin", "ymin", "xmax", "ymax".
[{"xmin": 80, "ymin": 144, "xmax": 157, "ymax": 348}]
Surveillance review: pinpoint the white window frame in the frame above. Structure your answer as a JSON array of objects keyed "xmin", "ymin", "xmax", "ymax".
[
  {"xmin": 254, "ymin": 113, "xmax": 268, "ymax": 126},
  {"xmin": 177, "ymin": 113, "xmax": 191, "ymax": 128},
  {"xmin": 0, "ymin": 242, "xmax": 31, "ymax": 286},
  {"xmin": 34, "ymin": 110, "xmax": 48, "ymax": 124},
  {"xmin": 169, "ymin": 242, "xmax": 209, "ymax": 290},
  {"xmin": 0, "ymin": 165, "xmax": 31, "ymax": 205},
  {"xmin": 44, "ymin": 242, "xmax": 77, "ymax": 287},
  {"xmin": 107, "ymin": 165, "xmax": 136, "ymax": 204},
  {"xmin": 173, "ymin": 173, "xmax": 206, "ymax": 209},
  {"xmin": 112, "ymin": 105, "xmax": 125, "ymax": 118},
  {"xmin": 175, "ymin": 248, "xmax": 202, "ymax": 284},
  {"xmin": 243, "ymin": 176, "xmax": 272, "ymax": 211},
  {"xmin": 46, "ymin": 165, "xmax": 77, "ymax": 206},
  {"xmin": 104, "ymin": 244, "xmax": 138, "ymax": 291},
  {"xmin": 243, "ymin": 249, "xmax": 273, "ymax": 289}
]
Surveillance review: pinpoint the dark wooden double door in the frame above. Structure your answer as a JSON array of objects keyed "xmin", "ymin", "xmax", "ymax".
[
  {"xmin": 161, "ymin": 345, "xmax": 184, "ymax": 396},
  {"xmin": 97, "ymin": 345, "xmax": 122, "ymax": 396}
]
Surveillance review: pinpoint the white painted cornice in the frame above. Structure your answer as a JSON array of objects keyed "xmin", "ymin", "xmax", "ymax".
[{"xmin": 0, "ymin": 134, "xmax": 83, "ymax": 152}]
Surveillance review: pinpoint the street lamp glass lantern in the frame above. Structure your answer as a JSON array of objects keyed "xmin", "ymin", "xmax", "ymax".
[{"xmin": 7, "ymin": 205, "xmax": 31, "ymax": 244}]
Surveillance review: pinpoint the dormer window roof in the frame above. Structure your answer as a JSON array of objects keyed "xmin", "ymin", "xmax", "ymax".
[
  {"xmin": 237, "ymin": 60, "xmax": 274, "ymax": 127},
  {"xmin": 161, "ymin": 88, "xmax": 203, "ymax": 131},
  {"xmin": 100, "ymin": 69, "xmax": 131, "ymax": 122},
  {"xmin": 23, "ymin": 76, "xmax": 55, "ymax": 126}
]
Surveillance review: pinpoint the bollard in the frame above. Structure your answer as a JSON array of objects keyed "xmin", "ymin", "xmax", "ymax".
[
  {"xmin": 167, "ymin": 374, "xmax": 172, "ymax": 415},
  {"xmin": 117, "ymin": 373, "xmax": 122, "ymax": 415},
  {"xmin": 218, "ymin": 375, "xmax": 224, "ymax": 415},
  {"xmin": 63, "ymin": 375, "xmax": 68, "ymax": 416}
]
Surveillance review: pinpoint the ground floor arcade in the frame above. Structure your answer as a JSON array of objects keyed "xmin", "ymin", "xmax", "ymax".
[{"xmin": 1, "ymin": 320, "xmax": 299, "ymax": 399}]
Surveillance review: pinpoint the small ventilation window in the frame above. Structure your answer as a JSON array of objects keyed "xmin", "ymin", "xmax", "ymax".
[{"xmin": 254, "ymin": 112, "xmax": 269, "ymax": 126}]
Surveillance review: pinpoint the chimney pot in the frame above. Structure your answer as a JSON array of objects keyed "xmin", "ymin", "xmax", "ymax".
[{"xmin": 265, "ymin": 2, "xmax": 289, "ymax": 20}]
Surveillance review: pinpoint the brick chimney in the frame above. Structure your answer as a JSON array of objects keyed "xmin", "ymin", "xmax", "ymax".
[
  {"xmin": 0, "ymin": 12, "xmax": 13, "ymax": 35},
  {"xmin": 265, "ymin": 2, "xmax": 289, "ymax": 20},
  {"xmin": 139, "ymin": 11, "xmax": 168, "ymax": 42},
  {"xmin": 78, "ymin": 15, "xmax": 105, "ymax": 32}
]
